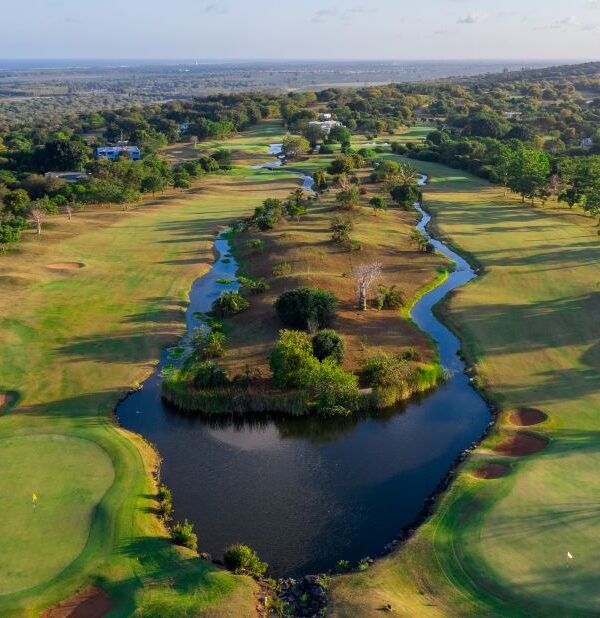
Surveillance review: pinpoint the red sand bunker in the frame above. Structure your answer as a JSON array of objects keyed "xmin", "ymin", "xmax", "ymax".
[
  {"xmin": 509, "ymin": 408, "xmax": 547, "ymax": 426},
  {"xmin": 472, "ymin": 463, "xmax": 509, "ymax": 479},
  {"xmin": 41, "ymin": 586, "xmax": 111, "ymax": 618},
  {"xmin": 493, "ymin": 433, "xmax": 548, "ymax": 456},
  {"xmin": 0, "ymin": 392, "xmax": 15, "ymax": 412},
  {"xmin": 47, "ymin": 262, "xmax": 85, "ymax": 270}
]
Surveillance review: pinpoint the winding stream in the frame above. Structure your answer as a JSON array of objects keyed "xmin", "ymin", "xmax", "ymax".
[{"xmin": 117, "ymin": 148, "xmax": 490, "ymax": 577}]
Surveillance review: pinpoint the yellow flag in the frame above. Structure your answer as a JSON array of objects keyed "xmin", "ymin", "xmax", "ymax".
[{"xmin": 32, "ymin": 493, "xmax": 38, "ymax": 503}]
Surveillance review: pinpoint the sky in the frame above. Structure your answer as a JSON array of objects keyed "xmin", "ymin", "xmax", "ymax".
[{"xmin": 1, "ymin": 0, "xmax": 599, "ymax": 61}]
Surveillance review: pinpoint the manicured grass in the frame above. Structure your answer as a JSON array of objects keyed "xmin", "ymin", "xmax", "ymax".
[
  {"xmin": 330, "ymin": 159, "xmax": 600, "ymax": 615},
  {"xmin": 0, "ymin": 121, "xmax": 293, "ymax": 615},
  {"xmin": 0, "ymin": 435, "xmax": 114, "ymax": 596}
]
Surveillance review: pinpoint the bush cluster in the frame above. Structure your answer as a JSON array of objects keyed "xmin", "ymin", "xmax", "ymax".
[
  {"xmin": 224, "ymin": 544, "xmax": 268, "ymax": 577},
  {"xmin": 275, "ymin": 287, "xmax": 338, "ymax": 330},
  {"xmin": 170, "ymin": 519, "xmax": 198, "ymax": 551},
  {"xmin": 211, "ymin": 291, "xmax": 249, "ymax": 317}
]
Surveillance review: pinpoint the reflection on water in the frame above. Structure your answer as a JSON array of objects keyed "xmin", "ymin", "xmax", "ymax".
[{"xmin": 118, "ymin": 167, "xmax": 491, "ymax": 576}]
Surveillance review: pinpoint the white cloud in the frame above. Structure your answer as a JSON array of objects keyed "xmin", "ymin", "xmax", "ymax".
[
  {"xmin": 310, "ymin": 6, "xmax": 376, "ymax": 24},
  {"xmin": 540, "ymin": 15, "xmax": 580, "ymax": 30},
  {"xmin": 204, "ymin": 3, "xmax": 227, "ymax": 15},
  {"xmin": 457, "ymin": 12, "xmax": 488, "ymax": 25}
]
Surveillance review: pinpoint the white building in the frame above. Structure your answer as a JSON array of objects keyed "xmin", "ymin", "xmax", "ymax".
[
  {"xmin": 308, "ymin": 120, "xmax": 343, "ymax": 135},
  {"xmin": 581, "ymin": 137, "xmax": 593, "ymax": 149}
]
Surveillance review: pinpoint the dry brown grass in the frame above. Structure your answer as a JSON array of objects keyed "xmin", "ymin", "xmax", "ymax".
[{"xmin": 222, "ymin": 178, "xmax": 447, "ymax": 378}]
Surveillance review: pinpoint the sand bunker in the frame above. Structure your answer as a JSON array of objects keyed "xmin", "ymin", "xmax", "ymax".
[
  {"xmin": 493, "ymin": 433, "xmax": 548, "ymax": 457},
  {"xmin": 0, "ymin": 392, "xmax": 15, "ymax": 412},
  {"xmin": 509, "ymin": 408, "xmax": 547, "ymax": 427},
  {"xmin": 41, "ymin": 586, "xmax": 111, "ymax": 618},
  {"xmin": 47, "ymin": 262, "xmax": 85, "ymax": 270},
  {"xmin": 472, "ymin": 463, "xmax": 509, "ymax": 479}
]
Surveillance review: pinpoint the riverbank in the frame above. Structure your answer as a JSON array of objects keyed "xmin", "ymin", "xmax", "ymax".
[{"xmin": 330, "ymin": 158, "xmax": 600, "ymax": 616}]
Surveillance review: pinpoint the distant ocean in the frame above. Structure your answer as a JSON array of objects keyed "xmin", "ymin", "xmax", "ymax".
[{"xmin": 0, "ymin": 58, "xmax": 567, "ymax": 72}]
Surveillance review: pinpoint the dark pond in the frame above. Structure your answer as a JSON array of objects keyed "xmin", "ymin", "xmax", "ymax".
[{"xmin": 117, "ymin": 172, "xmax": 491, "ymax": 577}]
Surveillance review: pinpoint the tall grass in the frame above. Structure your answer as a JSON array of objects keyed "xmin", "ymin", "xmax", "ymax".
[
  {"xmin": 361, "ymin": 361, "xmax": 445, "ymax": 409},
  {"xmin": 162, "ymin": 360, "xmax": 445, "ymax": 415}
]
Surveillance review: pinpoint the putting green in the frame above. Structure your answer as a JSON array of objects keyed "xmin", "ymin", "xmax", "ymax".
[{"xmin": 0, "ymin": 434, "xmax": 114, "ymax": 595}]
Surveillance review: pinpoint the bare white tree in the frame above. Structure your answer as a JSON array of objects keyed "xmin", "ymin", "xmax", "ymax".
[
  {"xmin": 29, "ymin": 207, "xmax": 46, "ymax": 235},
  {"xmin": 353, "ymin": 261, "xmax": 383, "ymax": 310},
  {"xmin": 65, "ymin": 204, "xmax": 73, "ymax": 221}
]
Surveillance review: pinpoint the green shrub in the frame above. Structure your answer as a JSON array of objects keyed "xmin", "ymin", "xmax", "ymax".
[
  {"xmin": 375, "ymin": 285, "xmax": 405, "ymax": 310},
  {"xmin": 212, "ymin": 291, "xmax": 249, "ymax": 317},
  {"xmin": 272, "ymin": 262, "xmax": 292, "ymax": 277},
  {"xmin": 157, "ymin": 484, "xmax": 173, "ymax": 522},
  {"xmin": 269, "ymin": 330, "xmax": 317, "ymax": 388},
  {"xmin": 192, "ymin": 329, "xmax": 226, "ymax": 359},
  {"xmin": 239, "ymin": 275, "xmax": 270, "ymax": 294},
  {"xmin": 247, "ymin": 238, "xmax": 264, "ymax": 251},
  {"xmin": 275, "ymin": 287, "xmax": 338, "ymax": 330},
  {"xmin": 224, "ymin": 544, "xmax": 268, "ymax": 577},
  {"xmin": 306, "ymin": 358, "xmax": 358, "ymax": 415},
  {"xmin": 401, "ymin": 347, "xmax": 421, "ymax": 361},
  {"xmin": 171, "ymin": 519, "xmax": 198, "ymax": 551},
  {"xmin": 191, "ymin": 361, "xmax": 229, "ymax": 389},
  {"xmin": 330, "ymin": 216, "xmax": 353, "ymax": 245},
  {"xmin": 312, "ymin": 329, "xmax": 345, "ymax": 364},
  {"xmin": 363, "ymin": 351, "xmax": 416, "ymax": 388},
  {"xmin": 251, "ymin": 198, "xmax": 284, "ymax": 231},
  {"xmin": 336, "ymin": 559, "xmax": 351, "ymax": 573}
]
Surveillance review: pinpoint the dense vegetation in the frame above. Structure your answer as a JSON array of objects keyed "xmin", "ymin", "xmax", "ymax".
[{"xmin": 4, "ymin": 61, "xmax": 600, "ymax": 250}]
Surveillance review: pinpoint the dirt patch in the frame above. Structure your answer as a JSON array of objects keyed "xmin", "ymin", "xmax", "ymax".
[
  {"xmin": 472, "ymin": 463, "xmax": 509, "ymax": 479},
  {"xmin": 493, "ymin": 433, "xmax": 548, "ymax": 457},
  {"xmin": 509, "ymin": 407, "xmax": 547, "ymax": 426},
  {"xmin": 41, "ymin": 586, "xmax": 111, "ymax": 618},
  {"xmin": 47, "ymin": 262, "xmax": 85, "ymax": 270}
]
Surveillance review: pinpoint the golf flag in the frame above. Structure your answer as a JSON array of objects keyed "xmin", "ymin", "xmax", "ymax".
[
  {"xmin": 32, "ymin": 493, "xmax": 37, "ymax": 504},
  {"xmin": 567, "ymin": 552, "xmax": 573, "ymax": 560}
]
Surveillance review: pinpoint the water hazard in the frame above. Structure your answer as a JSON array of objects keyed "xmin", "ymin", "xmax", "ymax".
[{"xmin": 118, "ymin": 155, "xmax": 490, "ymax": 576}]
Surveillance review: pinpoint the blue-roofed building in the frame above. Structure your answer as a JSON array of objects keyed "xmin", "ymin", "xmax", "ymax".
[{"xmin": 96, "ymin": 142, "xmax": 141, "ymax": 161}]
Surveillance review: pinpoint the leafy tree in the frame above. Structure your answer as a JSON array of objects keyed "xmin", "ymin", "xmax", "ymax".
[
  {"xmin": 211, "ymin": 291, "xmax": 249, "ymax": 317},
  {"xmin": 389, "ymin": 184, "xmax": 420, "ymax": 209},
  {"xmin": 275, "ymin": 288, "xmax": 338, "ymax": 330},
  {"xmin": 305, "ymin": 357, "xmax": 358, "ymax": 415},
  {"xmin": 312, "ymin": 170, "xmax": 328, "ymax": 191},
  {"xmin": 312, "ymin": 329, "xmax": 345, "ymax": 364},
  {"xmin": 269, "ymin": 329, "xmax": 317, "ymax": 388},
  {"xmin": 35, "ymin": 139, "xmax": 88, "ymax": 172},
  {"xmin": 282, "ymin": 135, "xmax": 310, "ymax": 159},
  {"xmin": 0, "ymin": 219, "xmax": 26, "ymax": 244},
  {"xmin": 369, "ymin": 196, "xmax": 388, "ymax": 216},
  {"xmin": 141, "ymin": 173, "xmax": 167, "ymax": 196},
  {"xmin": 410, "ymin": 229, "xmax": 432, "ymax": 252},
  {"xmin": 191, "ymin": 360, "xmax": 229, "ymax": 389},
  {"xmin": 303, "ymin": 123, "xmax": 326, "ymax": 147},
  {"xmin": 508, "ymin": 148, "xmax": 551, "ymax": 204},
  {"xmin": 335, "ymin": 184, "xmax": 360, "ymax": 210},
  {"xmin": 3, "ymin": 189, "xmax": 30, "ymax": 216},
  {"xmin": 328, "ymin": 125, "xmax": 352, "ymax": 145},
  {"xmin": 192, "ymin": 329, "xmax": 226, "ymax": 359},
  {"xmin": 330, "ymin": 216, "xmax": 353, "ymax": 244}
]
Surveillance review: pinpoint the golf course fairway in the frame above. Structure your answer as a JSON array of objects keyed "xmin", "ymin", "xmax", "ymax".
[
  {"xmin": 0, "ymin": 122, "xmax": 295, "ymax": 616},
  {"xmin": 330, "ymin": 158, "xmax": 600, "ymax": 616}
]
